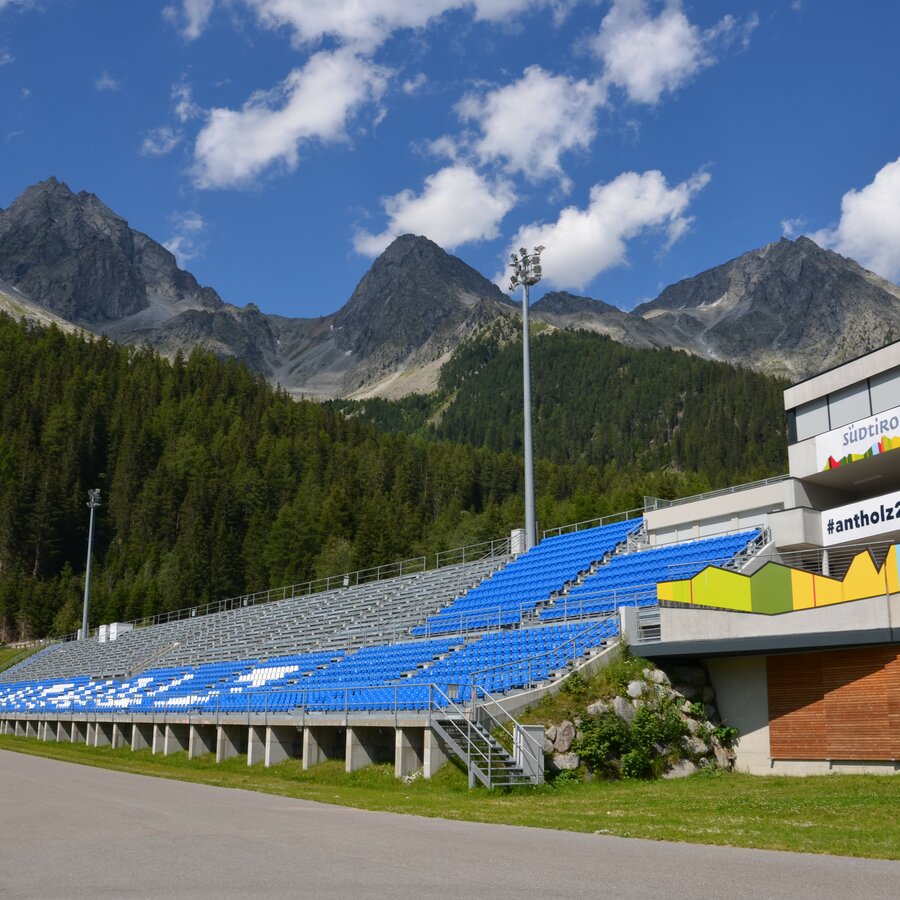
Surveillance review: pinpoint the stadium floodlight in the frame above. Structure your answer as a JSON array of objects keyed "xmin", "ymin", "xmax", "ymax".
[
  {"xmin": 508, "ymin": 246, "xmax": 546, "ymax": 550},
  {"xmin": 81, "ymin": 489, "xmax": 101, "ymax": 640}
]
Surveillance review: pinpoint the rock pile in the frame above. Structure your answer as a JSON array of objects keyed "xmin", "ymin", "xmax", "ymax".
[{"xmin": 544, "ymin": 662, "xmax": 736, "ymax": 779}]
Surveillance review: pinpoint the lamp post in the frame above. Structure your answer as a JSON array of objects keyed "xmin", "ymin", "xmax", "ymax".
[
  {"xmin": 508, "ymin": 245, "xmax": 544, "ymax": 550},
  {"xmin": 81, "ymin": 488, "xmax": 101, "ymax": 640}
]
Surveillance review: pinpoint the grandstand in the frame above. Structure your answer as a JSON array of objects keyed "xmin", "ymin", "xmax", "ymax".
[
  {"xmin": 0, "ymin": 510, "xmax": 763, "ymax": 787},
  {"xmin": 2, "ymin": 340, "xmax": 899, "ymax": 783}
]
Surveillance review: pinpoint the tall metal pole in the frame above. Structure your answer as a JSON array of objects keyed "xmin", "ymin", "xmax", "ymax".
[
  {"xmin": 521, "ymin": 279, "xmax": 537, "ymax": 550},
  {"xmin": 509, "ymin": 246, "xmax": 544, "ymax": 551},
  {"xmin": 81, "ymin": 489, "xmax": 101, "ymax": 640}
]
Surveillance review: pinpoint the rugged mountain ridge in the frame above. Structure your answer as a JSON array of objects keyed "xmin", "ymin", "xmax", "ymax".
[
  {"xmin": 0, "ymin": 177, "xmax": 223, "ymax": 322},
  {"xmin": 634, "ymin": 236, "xmax": 900, "ymax": 379},
  {"xmin": 2, "ymin": 178, "xmax": 900, "ymax": 394},
  {"xmin": 531, "ymin": 291, "xmax": 687, "ymax": 351}
]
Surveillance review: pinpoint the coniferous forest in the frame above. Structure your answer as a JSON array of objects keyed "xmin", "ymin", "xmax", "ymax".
[
  {"xmin": 0, "ymin": 315, "xmax": 787, "ymax": 640},
  {"xmin": 339, "ymin": 326, "xmax": 789, "ymax": 484}
]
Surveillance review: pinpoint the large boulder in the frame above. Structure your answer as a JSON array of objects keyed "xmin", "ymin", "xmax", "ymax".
[
  {"xmin": 586, "ymin": 699, "xmax": 610, "ymax": 716},
  {"xmin": 682, "ymin": 734, "xmax": 711, "ymax": 756},
  {"xmin": 663, "ymin": 760, "xmax": 698, "ymax": 779},
  {"xmin": 612, "ymin": 695, "xmax": 636, "ymax": 724},
  {"xmin": 626, "ymin": 680, "xmax": 645, "ymax": 699},
  {"xmin": 672, "ymin": 665, "xmax": 707, "ymax": 686},
  {"xmin": 673, "ymin": 683, "xmax": 701, "ymax": 701},
  {"xmin": 644, "ymin": 667, "xmax": 670, "ymax": 685},
  {"xmin": 545, "ymin": 724, "xmax": 557, "ymax": 743},
  {"xmin": 554, "ymin": 720, "xmax": 576, "ymax": 753},
  {"xmin": 552, "ymin": 752, "xmax": 580, "ymax": 771}
]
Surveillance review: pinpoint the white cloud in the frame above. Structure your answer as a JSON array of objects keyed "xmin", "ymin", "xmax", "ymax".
[
  {"xmin": 501, "ymin": 168, "xmax": 710, "ymax": 289},
  {"xmin": 402, "ymin": 73, "xmax": 428, "ymax": 95},
  {"xmin": 781, "ymin": 217, "xmax": 806, "ymax": 239},
  {"xmin": 354, "ymin": 164, "xmax": 515, "ymax": 255},
  {"xmin": 192, "ymin": 49, "xmax": 389, "ymax": 189},
  {"xmin": 456, "ymin": 66, "xmax": 605, "ymax": 186},
  {"xmin": 244, "ymin": 0, "xmax": 546, "ymax": 51},
  {"xmin": 164, "ymin": 211, "xmax": 207, "ymax": 265},
  {"xmin": 0, "ymin": 50, "xmax": 13, "ymax": 66},
  {"xmin": 172, "ymin": 82, "xmax": 201, "ymax": 122},
  {"xmin": 809, "ymin": 157, "xmax": 900, "ymax": 281},
  {"xmin": 163, "ymin": 0, "xmax": 214, "ymax": 40},
  {"xmin": 592, "ymin": 0, "xmax": 756, "ymax": 105},
  {"xmin": 95, "ymin": 71, "xmax": 121, "ymax": 92},
  {"xmin": 141, "ymin": 126, "xmax": 182, "ymax": 157}
]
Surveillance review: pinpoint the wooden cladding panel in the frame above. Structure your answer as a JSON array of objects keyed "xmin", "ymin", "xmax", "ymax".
[
  {"xmin": 767, "ymin": 647, "xmax": 900, "ymax": 761},
  {"xmin": 768, "ymin": 652, "xmax": 826, "ymax": 758}
]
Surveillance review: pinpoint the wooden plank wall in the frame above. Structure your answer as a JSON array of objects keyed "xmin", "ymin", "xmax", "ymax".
[{"xmin": 768, "ymin": 646, "xmax": 900, "ymax": 760}]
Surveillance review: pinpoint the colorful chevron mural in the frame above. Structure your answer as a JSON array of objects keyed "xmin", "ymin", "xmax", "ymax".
[
  {"xmin": 824, "ymin": 433, "xmax": 900, "ymax": 470},
  {"xmin": 657, "ymin": 544, "xmax": 900, "ymax": 614}
]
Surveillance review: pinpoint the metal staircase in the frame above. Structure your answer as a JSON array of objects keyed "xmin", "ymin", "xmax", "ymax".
[
  {"xmin": 432, "ymin": 716, "xmax": 535, "ymax": 788},
  {"xmin": 430, "ymin": 687, "xmax": 543, "ymax": 789}
]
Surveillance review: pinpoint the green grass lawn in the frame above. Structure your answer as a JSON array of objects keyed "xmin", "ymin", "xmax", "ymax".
[
  {"xmin": 1, "ymin": 733, "xmax": 898, "ymax": 859},
  {"xmin": 0, "ymin": 645, "xmax": 42, "ymax": 674}
]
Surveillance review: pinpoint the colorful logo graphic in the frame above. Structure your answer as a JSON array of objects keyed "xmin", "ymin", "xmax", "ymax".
[{"xmin": 824, "ymin": 433, "xmax": 899, "ymax": 470}]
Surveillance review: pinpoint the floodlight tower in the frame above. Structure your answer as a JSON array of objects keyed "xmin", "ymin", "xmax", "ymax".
[
  {"xmin": 81, "ymin": 488, "xmax": 101, "ymax": 640},
  {"xmin": 508, "ymin": 245, "xmax": 544, "ymax": 550}
]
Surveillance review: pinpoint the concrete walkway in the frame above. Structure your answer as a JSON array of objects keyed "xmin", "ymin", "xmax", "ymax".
[{"xmin": 1, "ymin": 750, "xmax": 897, "ymax": 899}]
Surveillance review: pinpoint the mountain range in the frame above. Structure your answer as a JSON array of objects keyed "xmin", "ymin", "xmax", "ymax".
[{"xmin": 2, "ymin": 177, "xmax": 900, "ymax": 396}]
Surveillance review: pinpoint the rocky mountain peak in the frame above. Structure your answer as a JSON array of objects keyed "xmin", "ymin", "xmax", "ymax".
[
  {"xmin": 333, "ymin": 234, "xmax": 512, "ymax": 359},
  {"xmin": 532, "ymin": 291, "xmax": 619, "ymax": 315},
  {"xmin": 0, "ymin": 176, "xmax": 222, "ymax": 323},
  {"xmin": 634, "ymin": 236, "xmax": 900, "ymax": 379}
]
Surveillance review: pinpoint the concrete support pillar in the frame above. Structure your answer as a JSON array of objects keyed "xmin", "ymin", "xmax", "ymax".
[
  {"xmin": 0, "ymin": 718, "xmax": 10, "ymax": 735},
  {"xmin": 347, "ymin": 727, "xmax": 394, "ymax": 773},
  {"xmin": 111, "ymin": 722, "xmax": 130, "ymax": 750},
  {"xmin": 72, "ymin": 720, "xmax": 88, "ymax": 744},
  {"xmin": 15, "ymin": 719, "xmax": 26, "ymax": 738},
  {"xmin": 302, "ymin": 726, "xmax": 343, "ymax": 771},
  {"xmin": 189, "ymin": 724, "xmax": 216, "ymax": 759},
  {"xmin": 57, "ymin": 720, "xmax": 73, "ymax": 743},
  {"xmin": 25, "ymin": 719, "xmax": 39, "ymax": 740},
  {"xmin": 346, "ymin": 727, "xmax": 375, "ymax": 773},
  {"xmin": 132, "ymin": 722, "xmax": 153, "ymax": 752},
  {"xmin": 164, "ymin": 723, "xmax": 189, "ymax": 756},
  {"xmin": 266, "ymin": 725, "xmax": 301, "ymax": 767},
  {"xmin": 39, "ymin": 720, "xmax": 57, "ymax": 741},
  {"xmin": 93, "ymin": 721, "xmax": 113, "ymax": 748},
  {"xmin": 395, "ymin": 727, "xmax": 425, "ymax": 778},
  {"xmin": 423, "ymin": 727, "xmax": 449, "ymax": 779},
  {"xmin": 216, "ymin": 724, "xmax": 246, "ymax": 763},
  {"xmin": 152, "ymin": 723, "xmax": 166, "ymax": 755},
  {"xmin": 247, "ymin": 725, "xmax": 266, "ymax": 767}
]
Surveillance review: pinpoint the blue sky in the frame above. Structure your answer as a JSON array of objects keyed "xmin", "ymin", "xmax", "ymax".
[{"xmin": 1, "ymin": 1, "xmax": 899, "ymax": 318}]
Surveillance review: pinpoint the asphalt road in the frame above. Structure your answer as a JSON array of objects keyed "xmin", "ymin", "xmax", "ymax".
[{"xmin": 1, "ymin": 750, "xmax": 897, "ymax": 899}]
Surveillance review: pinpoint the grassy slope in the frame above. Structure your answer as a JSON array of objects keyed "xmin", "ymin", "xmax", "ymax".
[
  {"xmin": 0, "ymin": 645, "xmax": 43, "ymax": 674},
  {"xmin": 1, "ymin": 735, "xmax": 898, "ymax": 860}
]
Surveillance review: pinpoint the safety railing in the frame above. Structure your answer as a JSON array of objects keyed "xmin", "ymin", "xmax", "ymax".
[
  {"xmin": 643, "ymin": 474, "xmax": 790, "ymax": 512},
  {"xmin": 56, "ymin": 534, "xmax": 516, "ymax": 644},
  {"xmin": 434, "ymin": 537, "xmax": 511, "ymax": 568},
  {"xmin": 541, "ymin": 508, "xmax": 643, "ymax": 540},
  {"xmin": 2, "ymin": 682, "xmax": 461, "ymax": 725},
  {"xmin": 468, "ymin": 616, "xmax": 615, "ymax": 693}
]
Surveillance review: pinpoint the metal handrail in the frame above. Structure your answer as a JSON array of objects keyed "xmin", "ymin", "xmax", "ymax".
[
  {"xmin": 643, "ymin": 474, "xmax": 790, "ymax": 512},
  {"xmin": 541, "ymin": 508, "xmax": 643, "ymax": 540},
  {"xmin": 472, "ymin": 684, "xmax": 543, "ymax": 781},
  {"xmin": 469, "ymin": 616, "xmax": 613, "ymax": 689},
  {"xmin": 55, "ymin": 534, "xmax": 516, "ymax": 643},
  {"xmin": 435, "ymin": 537, "xmax": 511, "ymax": 568}
]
